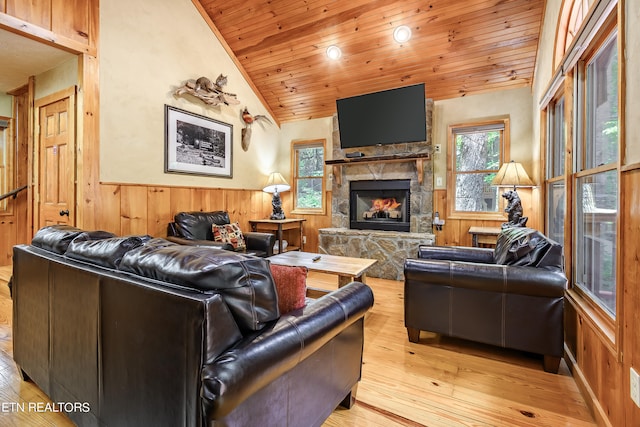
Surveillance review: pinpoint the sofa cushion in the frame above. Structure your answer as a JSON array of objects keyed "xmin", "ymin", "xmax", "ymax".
[
  {"xmin": 32, "ymin": 225, "xmax": 115, "ymax": 255},
  {"xmin": 173, "ymin": 211, "xmax": 232, "ymax": 241},
  {"xmin": 212, "ymin": 222, "xmax": 246, "ymax": 250},
  {"xmin": 142, "ymin": 237, "xmax": 180, "ymax": 249},
  {"xmin": 119, "ymin": 241, "xmax": 279, "ymax": 332},
  {"xmin": 66, "ymin": 235, "xmax": 152, "ymax": 269},
  {"xmin": 269, "ymin": 264, "xmax": 307, "ymax": 313},
  {"xmin": 494, "ymin": 227, "xmax": 563, "ymax": 270}
]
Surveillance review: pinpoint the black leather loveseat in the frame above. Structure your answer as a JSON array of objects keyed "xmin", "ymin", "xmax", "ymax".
[
  {"xmin": 12, "ymin": 225, "xmax": 374, "ymax": 426},
  {"xmin": 404, "ymin": 227, "xmax": 567, "ymax": 373},
  {"xmin": 167, "ymin": 211, "xmax": 275, "ymax": 257}
]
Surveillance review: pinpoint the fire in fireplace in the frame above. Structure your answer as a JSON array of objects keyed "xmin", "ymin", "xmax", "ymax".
[
  {"xmin": 350, "ymin": 180, "xmax": 410, "ymax": 232},
  {"xmin": 364, "ymin": 198, "xmax": 402, "ymax": 219}
]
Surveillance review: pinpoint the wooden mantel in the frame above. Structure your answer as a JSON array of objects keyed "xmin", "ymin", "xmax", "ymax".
[{"xmin": 325, "ymin": 152, "xmax": 431, "ymax": 185}]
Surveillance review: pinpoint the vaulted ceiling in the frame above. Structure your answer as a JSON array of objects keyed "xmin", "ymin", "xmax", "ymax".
[{"xmin": 197, "ymin": 0, "xmax": 545, "ymax": 124}]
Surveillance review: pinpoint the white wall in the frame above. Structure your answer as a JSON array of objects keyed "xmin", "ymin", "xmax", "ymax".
[
  {"xmin": 99, "ymin": 0, "xmax": 279, "ymax": 189},
  {"xmin": 0, "ymin": 94, "xmax": 11, "ymax": 117},
  {"xmin": 34, "ymin": 57, "xmax": 78, "ymax": 101},
  {"xmin": 531, "ymin": 0, "xmax": 563, "ymax": 180},
  {"xmin": 431, "ymin": 87, "xmax": 535, "ymax": 189}
]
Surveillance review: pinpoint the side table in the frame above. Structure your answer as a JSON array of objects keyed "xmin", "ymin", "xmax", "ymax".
[
  {"xmin": 249, "ymin": 218, "xmax": 306, "ymax": 254},
  {"xmin": 468, "ymin": 226, "xmax": 502, "ymax": 248}
]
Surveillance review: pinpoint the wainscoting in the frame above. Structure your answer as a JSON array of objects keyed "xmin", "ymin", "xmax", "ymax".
[{"xmin": 0, "ymin": 185, "xmax": 333, "ymax": 266}]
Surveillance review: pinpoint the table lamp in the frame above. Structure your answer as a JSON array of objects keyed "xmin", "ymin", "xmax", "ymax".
[
  {"xmin": 263, "ymin": 172, "xmax": 291, "ymax": 220},
  {"xmin": 490, "ymin": 160, "xmax": 534, "ymax": 228}
]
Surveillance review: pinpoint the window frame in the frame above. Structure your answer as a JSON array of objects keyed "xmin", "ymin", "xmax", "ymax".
[
  {"xmin": 290, "ymin": 139, "xmax": 327, "ymax": 215},
  {"xmin": 570, "ymin": 19, "xmax": 620, "ymax": 326},
  {"xmin": 544, "ymin": 89, "xmax": 567, "ymax": 243},
  {"xmin": 446, "ymin": 118, "xmax": 510, "ymax": 220},
  {"xmin": 546, "ymin": 94, "xmax": 566, "ymax": 180}
]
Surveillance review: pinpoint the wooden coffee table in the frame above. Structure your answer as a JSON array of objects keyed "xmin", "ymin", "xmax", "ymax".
[{"xmin": 269, "ymin": 251, "xmax": 377, "ymax": 287}]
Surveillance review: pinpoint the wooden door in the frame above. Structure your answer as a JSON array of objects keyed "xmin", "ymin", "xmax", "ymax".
[{"xmin": 38, "ymin": 91, "xmax": 75, "ymax": 228}]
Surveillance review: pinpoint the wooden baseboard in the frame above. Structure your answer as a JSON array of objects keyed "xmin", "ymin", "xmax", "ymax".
[{"xmin": 564, "ymin": 345, "xmax": 614, "ymax": 427}]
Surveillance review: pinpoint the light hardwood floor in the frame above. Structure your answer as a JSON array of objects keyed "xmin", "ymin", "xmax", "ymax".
[{"xmin": 0, "ymin": 266, "xmax": 595, "ymax": 426}]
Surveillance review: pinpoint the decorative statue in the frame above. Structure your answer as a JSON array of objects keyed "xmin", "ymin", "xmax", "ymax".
[
  {"xmin": 174, "ymin": 74, "xmax": 240, "ymax": 106},
  {"xmin": 501, "ymin": 189, "xmax": 528, "ymax": 228},
  {"xmin": 270, "ymin": 191, "xmax": 285, "ymax": 220}
]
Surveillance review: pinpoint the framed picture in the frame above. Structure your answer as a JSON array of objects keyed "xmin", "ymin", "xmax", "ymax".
[{"xmin": 165, "ymin": 105, "xmax": 233, "ymax": 178}]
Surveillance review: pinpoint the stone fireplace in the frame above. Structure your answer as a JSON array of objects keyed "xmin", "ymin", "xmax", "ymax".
[{"xmin": 319, "ymin": 101, "xmax": 436, "ymax": 280}]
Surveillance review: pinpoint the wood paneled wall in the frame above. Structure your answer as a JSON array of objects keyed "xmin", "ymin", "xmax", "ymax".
[
  {"xmin": 622, "ymin": 166, "xmax": 640, "ymax": 427},
  {"xmin": 0, "ymin": 211, "xmax": 21, "ymax": 265},
  {"xmin": 0, "ymin": 184, "xmax": 332, "ymax": 264},
  {"xmin": 561, "ymin": 165, "xmax": 640, "ymax": 427},
  {"xmin": 100, "ymin": 185, "xmax": 331, "ymax": 253}
]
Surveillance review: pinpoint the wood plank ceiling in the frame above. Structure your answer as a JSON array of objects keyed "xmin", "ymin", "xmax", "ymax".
[{"xmin": 197, "ymin": 0, "xmax": 545, "ymax": 124}]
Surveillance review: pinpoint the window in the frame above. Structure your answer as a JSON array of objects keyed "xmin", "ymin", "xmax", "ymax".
[
  {"xmin": 545, "ymin": 94, "xmax": 566, "ymax": 243},
  {"xmin": 291, "ymin": 139, "xmax": 326, "ymax": 214},
  {"xmin": 447, "ymin": 119, "xmax": 509, "ymax": 218},
  {"xmin": 554, "ymin": 0, "xmax": 589, "ymax": 70},
  {"xmin": 574, "ymin": 28, "xmax": 618, "ymax": 317},
  {"xmin": 547, "ymin": 181, "xmax": 566, "ymax": 243},
  {"xmin": 547, "ymin": 97, "xmax": 566, "ymax": 179}
]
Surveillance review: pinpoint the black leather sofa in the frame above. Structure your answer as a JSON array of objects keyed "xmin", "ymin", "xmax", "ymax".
[
  {"xmin": 404, "ymin": 227, "xmax": 567, "ymax": 373},
  {"xmin": 167, "ymin": 211, "xmax": 275, "ymax": 257},
  {"xmin": 12, "ymin": 225, "xmax": 374, "ymax": 426}
]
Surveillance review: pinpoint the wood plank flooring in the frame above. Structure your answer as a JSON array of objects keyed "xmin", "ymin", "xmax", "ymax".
[{"xmin": 0, "ymin": 265, "xmax": 595, "ymax": 426}]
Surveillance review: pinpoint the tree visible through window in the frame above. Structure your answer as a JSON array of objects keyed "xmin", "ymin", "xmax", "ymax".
[
  {"xmin": 291, "ymin": 139, "xmax": 325, "ymax": 214},
  {"xmin": 448, "ymin": 120, "xmax": 508, "ymax": 216}
]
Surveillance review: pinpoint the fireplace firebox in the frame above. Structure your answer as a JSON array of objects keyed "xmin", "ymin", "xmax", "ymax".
[{"xmin": 350, "ymin": 180, "xmax": 411, "ymax": 232}]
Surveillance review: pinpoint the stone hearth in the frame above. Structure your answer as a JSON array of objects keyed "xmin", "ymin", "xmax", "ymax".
[{"xmin": 318, "ymin": 228, "xmax": 434, "ymax": 281}]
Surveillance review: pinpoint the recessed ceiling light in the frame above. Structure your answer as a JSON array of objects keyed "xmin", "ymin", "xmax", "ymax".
[
  {"xmin": 326, "ymin": 45, "xmax": 342, "ymax": 60},
  {"xmin": 393, "ymin": 25, "xmax": 412, "ymax": 43}
]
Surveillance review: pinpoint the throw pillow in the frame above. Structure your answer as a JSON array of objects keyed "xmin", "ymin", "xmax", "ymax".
[
  {"xmin": 269, "ymin": 264, "xmax": 308, "ymax": 314},
  {"xmin": 494, "ymin": 227, "xmax": 563, "ymax": 269},
  {"xmin": 212, "ymin": 222, "xmax": 246, "ymax": 250},
  {"xmin": 493, "ymin": 227, "xmax": 537, "ymax": 265}
]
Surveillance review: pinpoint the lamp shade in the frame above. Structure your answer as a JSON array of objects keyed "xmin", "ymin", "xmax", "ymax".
[
  {"xmin": 490, "ymin": 160, "xmax": 534, "ymax": 187},
  {"xmin": 263, "ymin": 172, "xmax": 291, "ymax": 193}
]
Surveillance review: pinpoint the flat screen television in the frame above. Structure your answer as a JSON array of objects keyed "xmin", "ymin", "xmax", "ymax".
[{"xmin": 336, "ymin": 83, "xmax": 426, "ymax": 149}]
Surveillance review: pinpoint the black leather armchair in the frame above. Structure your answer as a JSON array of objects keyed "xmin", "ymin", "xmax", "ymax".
[
  {"xmin": 167, "ymin": 211, "xmax": 275, "ymax": 258},
  {"xmin": 404, "ymin": 227, "xmax": 567, "ymax": 373}
]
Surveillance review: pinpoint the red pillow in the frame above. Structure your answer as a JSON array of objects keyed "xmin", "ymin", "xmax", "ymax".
[{"xmin": 269, "ymin": 264, "xmax": 308, "ymax": 314}]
